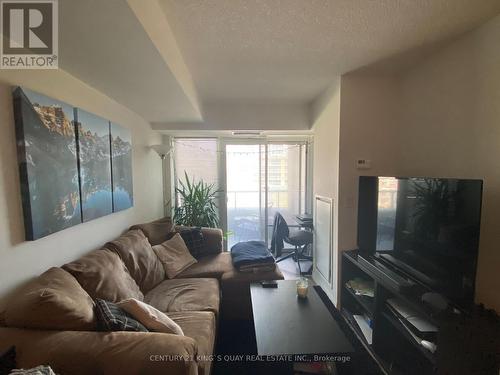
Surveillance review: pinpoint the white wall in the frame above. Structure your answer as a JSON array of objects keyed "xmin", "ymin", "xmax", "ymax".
[
  {"xmin": 337, "ymin": 73, "xmax": 402, "ymax": 253},
  {"xmin": 310, "ymin": 78, "xmax": 341, "ymax": 303},
  {"xmin": 332, "ymin": 14, "xmax": 500, "ymax": 312},
  {"xmin": 398, "ymin": 14, "xmax": 500, "ymax": 311},
  {"xmin": 0, "ymin": 69, "xmax": 164, "ymax": 307}
]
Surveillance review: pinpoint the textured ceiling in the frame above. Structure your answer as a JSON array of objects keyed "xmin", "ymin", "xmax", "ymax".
[{"xmin": 161, "ymin": 0, "xmax": 500, "ymax": 102}]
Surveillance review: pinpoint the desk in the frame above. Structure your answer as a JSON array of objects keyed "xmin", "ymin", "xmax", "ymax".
[{"xmin": 295, "ymin": 214, "xmax": 313, "ymax": 230}]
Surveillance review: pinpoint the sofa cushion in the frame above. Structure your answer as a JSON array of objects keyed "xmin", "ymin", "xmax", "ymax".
[
  {"xmin": 63, "ymin": 249, "xmax": 143, "ymax": 303},
  {"xmin": 152, "ymin": 234, "xmax": 197, "ymax": 279},
  {"xmin": 221, "ymin": 267, "xmax": 284, "ymax": 284},
  {"xmin": 168, "ymin": 311, "xmax": 216, "ymax": 375},
  {"xmin": 0, "ymin": 327, "xmax": 199, "ymax": 375},
  {"xmin": 105, "ymin": 229, "xmax": 165, "ymax": 293},
  {"xmin": 176, "ymin": 252, "xmax": 233, "ymax": 280},
  {"xmin": 117, "ymin": 298, "xmax": 184, "ymax": 336},
  {"xmin": 4, "ymin": 267, "xmax": 96, "ymax": 331},
  {"xmin": 144, "ymin": 278, "xmax": 220, "ymax": 316},
  {"xmin": 130, "ymin": 217, "xmax": 174, "ymax": 246},
  {"xmin": 94, "ymin": 299, "xmax": 148, "ymax": 332}
]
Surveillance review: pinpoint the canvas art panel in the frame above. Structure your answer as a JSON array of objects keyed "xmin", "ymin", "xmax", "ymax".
[
  {"xmin": 110, "ymin": 122, "xmax": 134, "ymax": 212},
  {"xmin": 75, "ymin": 108, "xmax": 113, "ymax": 222},
  {"xmin": 13, "ymin": 87, "xmax": 82, "ymax": 240},
  {"xmin": 13, "ymin": 87, "xmax": 134, "ymax": 240}
]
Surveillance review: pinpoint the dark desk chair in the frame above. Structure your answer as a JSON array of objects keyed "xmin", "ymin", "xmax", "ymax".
[{"xmin": 272, "ymin": 212, "xmax": 313, "ymax": 275}]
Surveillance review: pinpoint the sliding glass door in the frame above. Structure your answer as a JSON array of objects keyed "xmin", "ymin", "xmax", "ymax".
[
  {"xmin": 172, "ymin": 137, "xmax": 310, "ymax": 250},
  {"xmin": 265, "ymin": 143, "xmax": 308, "ymax": 246},
  {"xmin": 224, "ymin": 142, "xmax": 266, "ymax": 249},
  {"xmin": 223, "ymin": 140, "xmax": 308, "ymax": 250}
]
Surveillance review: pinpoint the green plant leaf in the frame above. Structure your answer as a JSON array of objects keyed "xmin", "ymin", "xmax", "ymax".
[{"xmin": 173, "ymin": 173, "xmax": 220, "ymax": 228}]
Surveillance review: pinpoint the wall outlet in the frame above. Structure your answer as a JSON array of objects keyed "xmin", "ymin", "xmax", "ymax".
[{"xmin": 356, "ymin": 159, "xmax": 371, "ymax": 169}]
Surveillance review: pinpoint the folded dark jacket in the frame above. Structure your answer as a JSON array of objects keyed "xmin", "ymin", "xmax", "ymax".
[{"xmin": 230, "ymin": 241, "xmax": 275, "ymax": 269}]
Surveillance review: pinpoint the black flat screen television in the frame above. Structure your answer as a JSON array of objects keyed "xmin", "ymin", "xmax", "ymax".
[{"xmin": 357, "ymin": 176, "xmax": 483, "ymax": 309}]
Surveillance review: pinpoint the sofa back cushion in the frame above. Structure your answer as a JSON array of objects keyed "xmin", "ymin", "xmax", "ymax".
[
  {"xmin": 4, "ymin": 267, "xmax": 96, "ymax": 331},
  {"xmin": 130, "ymin": 217, "xmax": 174, "ymax": 246},
  {"xmin": 105, "ymin": 229, "xmax": 165, "ymax": 293},
  {"xmin": 63, "ymin": 249, "xmax": 143, "ymax": 302}
]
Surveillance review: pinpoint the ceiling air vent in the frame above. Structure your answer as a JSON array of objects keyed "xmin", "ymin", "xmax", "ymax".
[{"xmin": 231, "ymin": 131, "xmax": 263, "ymax": 137}]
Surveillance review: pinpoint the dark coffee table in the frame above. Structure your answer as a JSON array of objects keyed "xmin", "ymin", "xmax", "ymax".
[{"xmin": 250, "ymin": 280, "xmax": 353, "ymax": 357}]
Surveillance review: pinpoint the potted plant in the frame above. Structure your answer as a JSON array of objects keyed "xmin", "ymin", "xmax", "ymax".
[{"xmin": 173, "ymin": 172, "xmax": 220, "ymax": 228}]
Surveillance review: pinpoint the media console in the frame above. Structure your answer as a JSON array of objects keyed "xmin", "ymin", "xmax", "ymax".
[
  {"xmin": 340, "ymin": 250, "xmax": 448, "ymax": 375},
  {"xmin": 357, "ymin": 254, "xmax": 415, "ymax": 293}
]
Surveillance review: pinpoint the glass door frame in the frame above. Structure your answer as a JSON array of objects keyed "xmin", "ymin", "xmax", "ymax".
[
  {"xmin": 220, "ymin": 138, "xmax": 269, "ymax": 249},
  {"xmin": 220, "ymin": 137, "xmax": 312, "ymax": 250}
]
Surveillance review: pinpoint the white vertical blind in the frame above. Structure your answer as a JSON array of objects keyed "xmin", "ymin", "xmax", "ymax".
[{"xmin": 173, "ymin": 138, "xmax": 219, "ymax": 187}]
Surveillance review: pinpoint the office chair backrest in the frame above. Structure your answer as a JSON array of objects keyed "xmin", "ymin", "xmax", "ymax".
[{"xmin": 272, "ymin": 212, "xmax": 289, "ymax": 238}]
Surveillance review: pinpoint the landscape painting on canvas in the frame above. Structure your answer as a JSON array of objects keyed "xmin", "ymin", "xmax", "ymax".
[
  {"xmin": 13, "ymin": 87, "xmax": 82, "ymax": 240},
  {"xmin": 75, "ymin": 109, "xmax": 113, "ymax": 221},
  {"xmin": 110, "ymin": 122, "xmax": 133, "ymax": 211}
]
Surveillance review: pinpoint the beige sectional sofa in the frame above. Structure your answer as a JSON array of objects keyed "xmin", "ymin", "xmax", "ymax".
[{"xmin": 0, "ymin": 217, "xmax": 283, "ymax": 375}]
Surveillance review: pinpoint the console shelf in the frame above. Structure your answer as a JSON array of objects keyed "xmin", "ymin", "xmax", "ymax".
[
  {"xmin": 381, "ymin": 310, "xmax": 436, "ymax": 364},
  {"xmin": 343, "ymin": 284, "xmax": 374, "ymax": 319},
  {"xmin": 341, "ymin": 250, "xmax": 438, "ymax": 375}
]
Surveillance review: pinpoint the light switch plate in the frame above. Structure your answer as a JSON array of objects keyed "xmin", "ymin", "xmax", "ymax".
[{"xmin": 356, "ymin": 159, "xmax": 371, "ymax": 169}]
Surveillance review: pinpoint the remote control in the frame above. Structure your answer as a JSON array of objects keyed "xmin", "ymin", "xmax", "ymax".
[{"xmin": 261, "ymin": 281, "xmax": 278, "ymax": 288}]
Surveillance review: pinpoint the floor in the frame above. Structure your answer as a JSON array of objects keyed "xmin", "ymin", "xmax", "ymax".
[{"xmin": 276, "ymin": 251, "xmax": 313, "ymax": 280}]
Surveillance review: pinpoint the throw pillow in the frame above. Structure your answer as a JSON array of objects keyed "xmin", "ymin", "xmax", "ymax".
[
  {"xmin": 4, "ymin": 267, "xmax": 96, "ymax": 331},
  {"xmin": 152, "ymin": 234, "xmax": 197, "ymax": 279},
  {"xmin": 178, "ymin": 228, "xmax": 206, "ymax": 259},
  {"xmin": 117, "ymin": 298, "xmax": 184, "ymax": 335},
  {"xmin": 0, "ymin": 346, "xmax": 16, "ymax": 374},
  {"xmin": 94, "ymin": 299, "xmax": 148, "ymax": 332}
]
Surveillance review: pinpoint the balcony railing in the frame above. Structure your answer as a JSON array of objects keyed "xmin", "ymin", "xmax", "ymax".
[{"xmin": 226, "ymin": 189, "xmax": 303, "ymax": 248}]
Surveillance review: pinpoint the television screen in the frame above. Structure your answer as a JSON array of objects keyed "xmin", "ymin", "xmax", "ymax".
[{"xmin": 358, "ymin": 176, "xmax": 483, "ymax": 308}]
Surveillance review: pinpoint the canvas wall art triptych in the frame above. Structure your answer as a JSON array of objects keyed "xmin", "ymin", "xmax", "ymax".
[{"xmin": 12, "ymin": 86, "xmax": 134, "ymax": 241}]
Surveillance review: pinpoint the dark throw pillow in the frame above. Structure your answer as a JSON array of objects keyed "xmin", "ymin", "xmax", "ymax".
[
  {"xmin": 94, "ymin": 299, "xmax": 148, "ymax": 332},
  {"xmin": 0, "ymin": 346, "xmax": 16, "ymax": 375},
  {"xmin": 178, "ymin": 228, "xmax": 206, "ymax": 259}
]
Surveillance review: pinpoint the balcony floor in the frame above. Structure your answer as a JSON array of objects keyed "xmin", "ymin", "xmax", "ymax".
[{"xmin": 276, "ymin": 255, "xmax": 312, "ymax": 280}]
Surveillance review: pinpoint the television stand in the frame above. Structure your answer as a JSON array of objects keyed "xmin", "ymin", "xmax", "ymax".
[
  {"xmin": 340, "ymin": 250, "xmax": 439, "ymax": 375},
  {"xmin": 357, "ymin": 253, "xmax": 415, "ymax": 293},
  {"xmin": 376, "ymin": 253, "xmax": 437, "ymax": 288}
]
